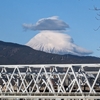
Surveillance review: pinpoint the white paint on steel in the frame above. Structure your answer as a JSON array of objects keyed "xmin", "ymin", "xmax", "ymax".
[{"xmin": 0, "ymin": 64, "xmax": 100, "ymax": 99}]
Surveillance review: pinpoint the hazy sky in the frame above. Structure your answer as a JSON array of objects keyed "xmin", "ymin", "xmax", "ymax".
[{"xmin": 0, "ymin": 0, "xmax": 100, "ymax": 57}]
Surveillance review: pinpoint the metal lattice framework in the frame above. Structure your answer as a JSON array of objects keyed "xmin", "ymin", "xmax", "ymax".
[{"xmin": 0, "ymin": 64, "xmax": 100, "ymax": 94}]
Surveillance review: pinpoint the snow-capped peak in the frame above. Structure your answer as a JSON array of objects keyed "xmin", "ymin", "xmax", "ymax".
[{"xmin": 26, "ymin": 30, "xmax": 92, "ymax": 56}]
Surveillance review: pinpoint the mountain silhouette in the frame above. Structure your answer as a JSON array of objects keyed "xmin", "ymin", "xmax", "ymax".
[{"xmin": 0, "ymin": 40, "xmax": 100, "ymax": 65}]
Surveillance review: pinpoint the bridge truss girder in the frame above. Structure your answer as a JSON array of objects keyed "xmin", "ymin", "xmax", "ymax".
[{"xmin": 0, "ymin": 64, "xmax": 100, "ymax": 93}]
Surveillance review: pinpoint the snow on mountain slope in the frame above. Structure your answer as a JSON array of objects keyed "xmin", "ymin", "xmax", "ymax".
[{"xmin": 26, "ymin": 31, "xmax": 92, "ymax": 56}]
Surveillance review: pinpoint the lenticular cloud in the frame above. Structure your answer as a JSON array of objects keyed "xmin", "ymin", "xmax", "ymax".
[
  {"xmin": 23, "ymin": 16, "xmax": 69, "ymax": 31},
  {"xmin": 23, "ymin": 16, "xmax": 93, "ymax": 56},
  {"xmin": 26, "ymin": 31, "xmax": 92, "ymax": 56}
]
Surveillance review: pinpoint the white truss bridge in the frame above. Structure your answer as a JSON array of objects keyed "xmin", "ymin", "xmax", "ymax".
[{"xmin": 0, "ymin": 64, "xmax": 100, "ymax": 100}]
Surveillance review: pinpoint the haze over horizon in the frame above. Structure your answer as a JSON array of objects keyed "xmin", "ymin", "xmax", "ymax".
[{"xmin": 0, "ymin": 0, "xmax": 100, "ymax": 57}]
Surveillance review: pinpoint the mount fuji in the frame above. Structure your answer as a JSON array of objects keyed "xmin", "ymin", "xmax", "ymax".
[{"xmin": 26, "ymin": 31, "xmax": 92, "ymax": 56}]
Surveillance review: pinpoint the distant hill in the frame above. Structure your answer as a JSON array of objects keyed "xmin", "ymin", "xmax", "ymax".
[{"xmin": 0, "ymin": 40, "xmax": 100, "ymax": 65}]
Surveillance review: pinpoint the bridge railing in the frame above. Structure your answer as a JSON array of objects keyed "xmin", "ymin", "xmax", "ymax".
[{"xmin": 0, "ymin": 92, "xmax": 100, "ymax": 96}]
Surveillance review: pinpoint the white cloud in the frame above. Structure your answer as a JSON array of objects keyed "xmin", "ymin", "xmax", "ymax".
[
  {"xmin": 23, "ymin": 16, "xmax": 69, "ymax": 31},
  {"xmin": 26, "ymin": 31, "xmax": 93, "ymax": 56},
  {"xmin": 23, "ymin": 16, "xmax": 93, "ymax": 56}
]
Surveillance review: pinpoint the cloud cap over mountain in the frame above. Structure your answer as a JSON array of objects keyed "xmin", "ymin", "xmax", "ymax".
[
  {"xmin": 23, "ymin": 16, "xmax": 69, "ymax": 31},
  {"xmin": 23, "ymin": 16, "xmax": 93, "ymax": 56},
  {"xmin": 26, "ymin": 31, "xmax": 93, "ymax": 56}
]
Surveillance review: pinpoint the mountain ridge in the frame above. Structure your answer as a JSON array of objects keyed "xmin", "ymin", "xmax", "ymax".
[{"xmin": 0, "ymin": 40, "xmax": 100, "ymax": 65}]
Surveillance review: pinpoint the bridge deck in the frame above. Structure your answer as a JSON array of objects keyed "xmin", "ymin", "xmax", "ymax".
[{"xmin": 0, "ymin": 93, "xmax": 100, "ymax": 99}]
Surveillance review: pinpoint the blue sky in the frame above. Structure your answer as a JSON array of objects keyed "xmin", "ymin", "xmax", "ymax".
[{"xmin": 0, "ymin": 0, "xmax": 100, "ymax": 57}]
